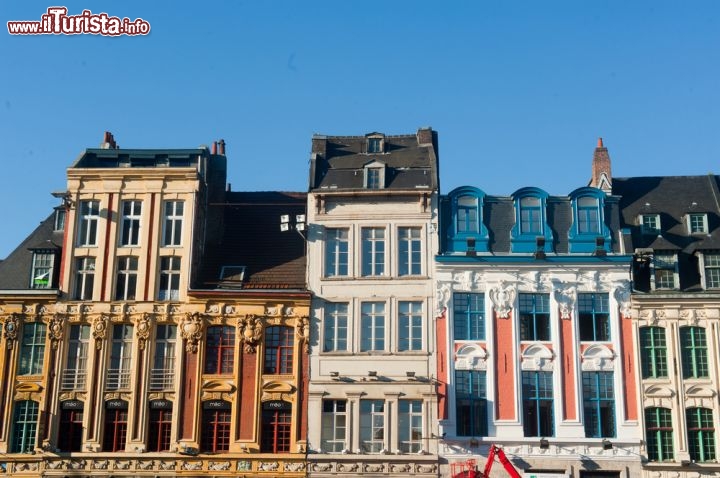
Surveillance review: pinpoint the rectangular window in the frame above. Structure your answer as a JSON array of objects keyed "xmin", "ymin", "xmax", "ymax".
[
  {"xmin": 360, "ymin": 400, "xmax": 385, "ymax": 453},
  {"xmin": 74, "ymin": 257, "xmax": 95, "ymax": 300},
  {"xmin": 689, "ymin": 213, "xmax": 708, "ymax": 234},
  {"xmin": 520, "ymin": 196, "xmax": 542, "ymax": 234},
  {"xmin": 455, "ymin": 370, "xmax": 487, "ymax": 436},
  {"xmin": 457, "ymin": 196, "xmax": 479, "ymax": 233},
  {"xmin": 150, "ymin": 325, "xmax": 176, "ymax": 390},
  {"xmin": 158, "ymin": 256, "xmax": 181, "ymax": 301},
  {"xmin": 577, "ymin": 196, "xmax": 600, "ymax": 234},
  {"xmin": 399, "ymin": 301, "xmax": 423, "ymax": 351},
  {"xmin": 321, "ymin": 400, "xmax": 347, "ymax": 453},
  {"xmin": 578, "ymin": 293, "xmax": 610, "ymax": 341},
  {"xmin": 115, "ymin": 256, "xmax": 138, "ymax": 301},
  {"xmin": 54, "ymin": 208, "xmax": 66, "ymax": 231},
  {"xmin": 62, "ymin": 324, "xmax": 90, "ymax": 390},
  {"xmin": 78, "ymin": 200, "xmax": 100, "ymax": 246},
  {"xmin": 205, "ymin": 326, "xmax": 235, "ymax": 374},
  {"xmin": 201, "ymin": 408, "xmax": 231, "ymax": 452},
  {"xmin": 360, "ymin": 302, "xmax": 385, "ymax": 352},
  {"xmin": 148, "ymin": 408, "xmax": 172, "ymax": 452},
  {"xmin": 264, "ymin": 326, "xmax": 294, "ymax": 374},
  {"xmin": 366, "ymin": 168, "xmax": 381, "ymax": 189},
  {"xmin": 19, "ymin": 322, "xmax": 46, "ymax": 375},
  {"xmin": 325, "ymin": 228, "xmax": 349, "ymax": 277},
  {"xmin": 367, "ymin": 138, "xmax": 382, "ymax": 153},
  {"xmin": 704, "ymin": 252, "xmax": 720, "ymax": 289},
  {"xmin": 361, "ymin": 228, "xmax": 385, "ymax": 276},
  {"xmin": 641, "ymin": 214, "xmax": 660, "ymax": 235},
  {"xmin": 680, "ymin": 326, "xmax": 708, "ymax": 379},
  {"xmin": 323, "ymin": 302, "xmax": 348, "ymax": 352},
  {"xmin": 519, "ymin": 293, "xmax": 550, "ymax": 341},
  {"xmin": 261, "ymin": 407, "xmax": 292, "ymax": 453},
  {"xmin": 103, "ymin": 405, "xmax": 128, "ymax": 452},
  {"xmin": 398, "ymin": 227, "xmax": 422, "ymax": 276},
  {"xmin": 58, "ymin": 408, "xmax": 83, "ymax": 452},
  {"xmin": 162, "ymin": 201, "xmax": 184, "ymax": 246},
  {"xmin": 639, "ymin": 327, "xmax": 668, "ymax": 379},
  {"xmin": 399, "ymin": 400, "xmax": 423, "ymax": 453},
  {"xmin": 107, "ymin": 324, "xmax": 133, "ymax": 390},
  {"xmin": 686, "ymin": 408, "xmax": 716, "ymax": 463},
  {"xmin": 120, "ymin": 200, "xmax": 142, "ymax": 246},
  {"xmin": 453, "ymin": 293, "xmax": 485, "ymax": 340},
  {"xmin": 522, "ymin": 371, "xmax": 554, "ymax": 437},
  {"xmin": 653, "ymin": 252, "xmax": 676, "ymax": 289},
  {"xmin": 645, "ymin": 407, "xmax": 673, "ymax": 461},
  {"xmin": 11, "ymin": 401, "xmax": 39, "ymax": 453},
  {"xmin": 583, "ymin": 372, "xmax": 615, "ymax": 438},
  {"xmin": 30, "ymin": 252, "xmax": 54, "ymax": 289}
]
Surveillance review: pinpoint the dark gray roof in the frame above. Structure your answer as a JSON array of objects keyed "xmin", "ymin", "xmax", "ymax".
[
  {"xmin": 71, "ymin": 148, "xmax": 209, "ymax": 169},
  {"xmin": 309, "ymin": 129, "xmax": 439, "ymax": 191},
  {"xmin": 0, "ymin": 211, "xmax": 63, "ymax": 290}
]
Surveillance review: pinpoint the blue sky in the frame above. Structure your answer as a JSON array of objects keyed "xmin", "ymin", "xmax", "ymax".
[{"xmin": 1, "ymin": 1, "xmax": 718, "ymax": 258}]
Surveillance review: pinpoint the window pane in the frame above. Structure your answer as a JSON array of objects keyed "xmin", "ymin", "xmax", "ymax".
[
  {"xmin": 360, "ymin": 302, "xmax": 385, "ymax": 351},
  {"xmin": 324, "ymin": 303, "xmax": 348, "ymax": 352},
  {"xmin": 399, "ymin": 301, "xmax": 423, "ymax": 351},
  {"xmin": 453, "ymin": 293, "xmax": 485, "ymax": 341},
  {"xmin": 325, "ymin": 228, "xmax": 348, "ymax": 277}
]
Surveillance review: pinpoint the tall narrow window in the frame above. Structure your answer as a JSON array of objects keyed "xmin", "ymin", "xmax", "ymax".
[
  {"xmin": 30, "ymin": 251, "xmax": 54, "ymax": 289},
  {"xmin": 107, "ymin": 324, "xmax": 133, "ymax": 390},
  {"xmin": 57, "ymin": 407, "xmax": 83, "ymax": 452},
  {"xmin": 398, "ymin": 227, "xmax": 422, "ymax": 276},
  {"xmin": 325, "ymin": 228, "xmax": 349, "ymax": 277},
  {"xmin": 653, "ymin": 252, "xmax": 676, "ymax": 289},
  {"xmin": 63, "ymin": 324, "xmax": 90, "ymax": 390},
  {"xmin": 398, "ymin": 301, "xmax": 423, "ymax": 351},
  {"xmin": 54, "ymin": 208, "xmax": 66, "ymax": 231},
  {"xmin": 264, "ymin": 326, "xmax": 294, "ymax": 374},
  {"xmin": 323, "ymin": 303, "xmax": 348, "ymax": 352},
  {"xmin": 645, "ymin": 407, "xmax": 673, "ymax": 462},
  {"xmin": 455, "ymin": 370, "xmax": 487, "ymax": 436},
  {"xmin": 583, "ymin": 372, "xmax": 615, "ymax": 438},
  {"xmin": 522, "ymin": 371, "xmax": 554, "ymax": 437},
  {"xmin": 19, "ymin": 322, "xmax": 46, "ymax": 375},
  {"xmin": 115, "ymin": 256, "xmax": 138, "ymax": 301},
  {"xmin": 577, "ymin": 196, "xmax": 600, "ymax": 234},
  {"xmin": 453, "ymin": 293, "xmax": 485, "ymax": 340},
  {"xmin": 704, "ymin": 252, "xmax": 720, "ymax": 289},
  {"xmin": 360, "ymin": 400, "xmax": 385, "ymax": 453},
  {"xmin": 201, "ymin": 403, "xmax": 231, "ymax": 452},
  {"xmin": 261, "ymin": 402, "xmax": 292, "ymax": 453},
  {"xmin": 205, "ymin": 326, "xmax": 235, "ymax": 374},
  {"xmin": 162, "ymin": 201, "xmax": 184, "ymax": 246},
  {"xmin": 74, "ymin": 257, "xmax": 95, "ymax": 300},
  {"xmin": 151, "ymin": 325, "xmax": 176, "ymax": 390},
  {"xmin": 457, "ymin": 196, "xmax": 479, "ymax": 233},
  {"xmin": 366, "ymin": 168, "xmax": 381, "ymax": 189},
  {"xmin": 158, "ymin": 256, "xmax": 181, "ymax": 301},
  {"xmin": 519, "ymin": 293, "xmax": 550, "ymax": 341},
  {"xmin": 399, "ymin": 400, "xmax": 423, "ymax": 453},
  {"xmin": 120, "ymin": 200, "xmax": 142, "ymax": 246},
  {"xmin": 361, "ymin": 228, "xmax": 385, "ymax": 276},
  {"xmin": 321, "ymin": 400, "xmax": 347, "ymax": 453},
  {"xmin": 520, "ymin": 196, "xmax": 542, "ymax": 234},
  {"xmin": 639, "ymin": 326, "xmax": 667, "ymax": 379},
  {"xmin": 103, "ymin": 402, "xmax": 128, "ymax": 452},
  {"xmin": 360, "ymin": 302, "xmax": 385, "ymax": 352},
  {"xmin": 578, "ymin": 293, "xmax": 610, "ymax": 341},
  {"xmin": 680, "ymin": 326, "xmax": 708, "ymax": 379},
  {"xmin": 77, "ymin": 200, "xmax": 100, "ymax": 246},
  {"xmin": 686, "ymin": 408, "xmax": 716, "ymax": 463},
  {"xmin": 11, "ymin": 401, "xmax": 39, "ymax": 453},
  {"xmin": 148, "ymin": 406, "xmax": 173, "ymax": 452}
]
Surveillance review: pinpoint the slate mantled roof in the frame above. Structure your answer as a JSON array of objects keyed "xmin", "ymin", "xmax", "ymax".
[
  {"xmin": 0, "ymin": 210, "xmax": 64, "ymax": 290},
  {"xmin": 613, "ymin": 175, "xmax": 720, "ymax": 291},
  {"xmin": 194, "ymin": 192, "xmax": 307, "ymax": 291},
  {"xmin": 72, "ymin": 148, "xmax": 208, "ymax": 169},
  {"xmin": 309, "ymin": 128, "xmax": 439, "ymax": 191}
]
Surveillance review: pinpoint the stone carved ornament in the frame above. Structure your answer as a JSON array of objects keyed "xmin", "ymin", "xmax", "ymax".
[
  {"xmin": 489, "ymin": 281, "xmax": 516, "ymax": 319},
  {"xmin": 239, "ymin": 315, "xmax": 263, "ymax": 353},
  {"xmin": 554, "ymin": 285, "xmax": 576, "ymax": 320},
  {"xmin": 181, "ymin": 312, "xmax": 204, "ymax": 353},
  {"xmin": 296, "ymin": 315, "xmax": 310, "ymax": 353},
  {"xmin": 3, "ymin": 313, "xmax": 20, "ymax": 349},
  {"xmin": 48, "ymin": 313, "xmax": 65, "ymax": 348},
  {"xmin": 436, "ymin": 282, "xmax": 452, "ymax": 316},
  {"xmin": 135, "ymin": 313, "xmax": 152, "ymax": 350},
  {"xmin": 613, "ymin": 282, "xmax": 632, "ymax": 318},
  {"xmin": 92, "ymin": 314, "xmax": 109, "ymax": 349}
]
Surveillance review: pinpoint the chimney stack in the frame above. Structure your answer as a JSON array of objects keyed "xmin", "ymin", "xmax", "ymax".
[
  {"xmin": 590, "ymin": 137, "xmax": 612, "ymax": 194},
  {"xmin": 218, "ymin": 139, "xmax": 226, "ymax": 156},
  {"xmin": 416, "ymin": 127, "xmax": 433, "ymax": 146},
  {"xmin": 311, "ymin": 135, "xmax": 327, "ymax": 156},
  {"xmin": 211, "ymin": 141, "xmax": 218, "ymax": 155},
  {"xmin": 101, "ymin": 131, "xmax": 118, "ymax": 149}
]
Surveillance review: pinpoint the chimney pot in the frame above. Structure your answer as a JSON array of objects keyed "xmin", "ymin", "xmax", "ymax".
[
  {"xmin": 101, "ymin": 131, "xmax": 117, "ymax": 149},
  {"xmin": 597, "ymin": 137, "xmax": 604, "ymax": 148},
  {"xmin": 218, "ymin": 139, "xmax": 226, "ymax": 155},
  {"xmin": 211, "ymin": 142, "xmax": 218, "ymax": 155}
]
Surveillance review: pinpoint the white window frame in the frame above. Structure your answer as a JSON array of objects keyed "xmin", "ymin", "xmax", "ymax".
[
  {"xmin": 361, "ymin": 227, "xmax": 385, "ymax": 277},
  {"xmin": 119, "ymin": 200, "xmax": 142, "ymax": 246},
  {"xmin": 107, "ymin": 324, "xmax": 133, "ymax": 390},
  {"xmin": 359, "ymin": 399, "xmax": 385, "ymax": 453},
  {"xmin": 62, "ymin": 324, "xmax": 90, "ymax": 390},
  {"xmin": 77, "ymin": 200, "xmax": 100, "ymax": 246},
  {"xmin": 640, "ymin": 214, "xmax": 661, "ymax": 235},
  {"xmin": 398, "ymin": 301, "xmax": 423, "ymax": 352},
  {"xmin": 325, "ymin": 228, "xmax": 349, "ymax": 277},
  {"xmin": 700, "ymin": 251, "xmax": 720, "ymax": 289},
  {"xmin": 360, "ymin": 301, "xmax": 385, "ymax": 352},
  {"xmin": 74, "ymin": 257, "xmax": 95, "ymax": 300},
  {"xmin": 158, "ymin": 256, "xmax": 181, "ymax": 301},
  {"xmin": 363, "ymin": 161, "xmax": 386, "ymax": 189},
  {"xmin": 321, "ymin": 399, "xmax": 347, "ymax": 453},
  {"xmin": 115, "ymin": 256, "xmax": 138, "ymax": 301},
  {"xmin": 162, "ymin": 201, "xmax": 184, "ymax": 247},
  {"xmin": 398, "ymin": 399, "xmax": 423, "ymax": 453},
  {"xmin": 30, "ymin": 251, "xmax": 54, "ymax": 289},
  {"xmin": 150, "ymin": 324, "xmax": 176, "ymax": 391},
  {"xmin": 398, "ymin": 227, "xmax": 422, "ymax": 276},
  {"xmin": 687, "ymin": 213, "xmax": 708, "ymax": 234},
  {"xmin": 652, "ymin": 251, "xmax": 677, "ymax": 290},
  {"xmin": 323, "ymin": 302, "xmax": 348, "ymax": 352}
]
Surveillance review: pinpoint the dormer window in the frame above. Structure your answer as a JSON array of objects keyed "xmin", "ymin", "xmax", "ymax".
[
  {"xmin": 569, "ymin": 188, "xmax": 611, "ymax": 253},
  {"xmin": 576, "ymin": 197, "xmax": 600, "ymax": 234},
  {"xmin": 688, "ymin": 213, "xmax": 708, "ymax": 234},
  {"xmin": 218, "ymin": 266, "xmax": 246, "ymax": 288},
  {"xmin": 641, "ymin": 214, "xmax": 660, "ymax": 235},
  {"xmin": 445, "ymin": 187, "xmax": 489, "ymax": 254},
  {"xmin": 520, "ymin": 197, "xmax": 542, "ymax": 234},
  {"xmin": 54, "ymin": 207, "xmax": 66, "ymax": 231},
  {"xmin": 30, "ymin": 250, "xmax": 56, "ymax": 289},
  {"xmin": 511, "ymin": 188, "xmax": 552, "ymax": 254},
  {"xmin": 457, "ymin": 196, "xmax": 479, "ymax": 233},
  {"xmin": 363, "ymin": 161, "xmax": 386, "ymax": 189},
  {"xmin": 366, "ymin": 134, "xmax": 385, "ymax": 154}
]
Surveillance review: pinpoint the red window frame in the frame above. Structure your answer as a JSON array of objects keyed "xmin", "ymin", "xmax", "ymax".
[
  {"xmin": 201, "ymin": 409, "xmax": 231, "ymax": 452},
  {"xmin": 261, "ymin": 408, "xmax": 292, "ymax": 453},
  {"xmin": 147, "ymin": 409, "xmax": 172, "ymax": 452},
  {"xmin": 205, "ymin": 326, "xmax": 235, "ymax": 374},
  {"xmin": 102, "ymin": 408, "xmax": 128, "ymax": 452},
  {"xmin": 264, "ymin": 326, "xmax": 294, "ymax": 374},
  {"xmin": 58, "ymin": 408, "xmax": 84, "ymax": 452}
]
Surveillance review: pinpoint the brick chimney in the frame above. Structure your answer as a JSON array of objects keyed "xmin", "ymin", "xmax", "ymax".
[
  {"xmin": 416, "ymin": 127, "xmax": 433, "ymax": 146},
  {"xmin": 590, "ymin": 137, "xmax": 612, "ymax": 194},
  {"xmin": 101, "ymin": 131, "xmax": 118, "ymax": 149},
  {"xmin": 311, "ymin": 135, "xmax": 327, "ymax": 156},
  {"xmin": 218, "ymin": 139, "xmax": 226, "ymax": 155}
]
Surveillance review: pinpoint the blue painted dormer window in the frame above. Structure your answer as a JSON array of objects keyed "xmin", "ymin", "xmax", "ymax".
[
  {"xmin": 446, "ymin": 187, "xmax": 489, "ymax": 253},
  {"xmin": 569, "ymin": 187, "xmax": 611, "ymax": 253},
  {"xmin": 511, "ymin": 188, "xmax": 552, "ymax": 253}
]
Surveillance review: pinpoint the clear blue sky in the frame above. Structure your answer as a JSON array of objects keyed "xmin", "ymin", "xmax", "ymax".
[{"xmin": 1, "ymin": 1, "xmax": 718, "ymax": 258}]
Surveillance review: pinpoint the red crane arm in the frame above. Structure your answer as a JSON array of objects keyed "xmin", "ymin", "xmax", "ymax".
[{"xmin": 481, "ymin": 445, "xmax": 522, "ymax": 478}]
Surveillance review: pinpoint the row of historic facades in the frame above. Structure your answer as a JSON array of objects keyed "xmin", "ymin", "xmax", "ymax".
[{"xmin": 0, "ymin": 130, "xmax": 718, "ymax": 478}]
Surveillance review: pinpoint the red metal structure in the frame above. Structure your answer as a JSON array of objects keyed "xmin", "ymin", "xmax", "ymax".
[{"xmin": 450, "ymin": 445, "xmax": 522, "ymax": 478}]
